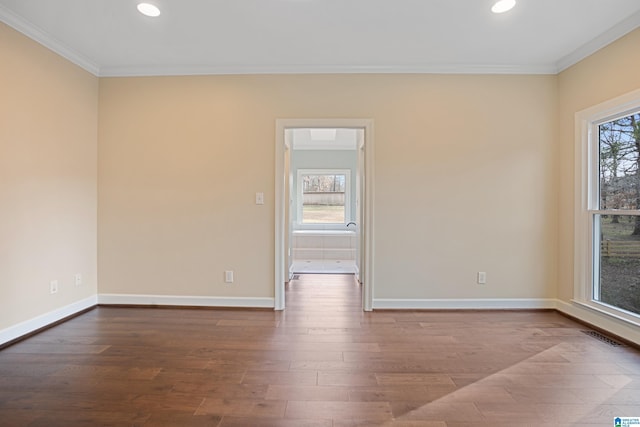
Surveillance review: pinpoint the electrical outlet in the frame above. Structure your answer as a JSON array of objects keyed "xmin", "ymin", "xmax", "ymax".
[
  {"xmin": 50, "ymin": 280, "xmax": 58, "ymax": 294},
  {"xmin": 477, "ymin": 272, "xmax": 487, "ymax": 285},
  {"xmin": 75, "ymin": 273, "xmax": 82, "ymax": 287},
  {"xmin": 225, "ymin": 270, "xmax": 234, "ymax": 283}
]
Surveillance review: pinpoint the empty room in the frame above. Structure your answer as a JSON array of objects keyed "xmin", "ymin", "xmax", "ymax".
[{"xmin": 2, "ymin": 0, "xmax": 640, "ymax": 425}]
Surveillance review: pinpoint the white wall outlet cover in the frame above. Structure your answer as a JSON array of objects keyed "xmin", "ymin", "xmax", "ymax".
[{"xmin": 256, "ymin": 192, "xmax": 264, "ymax": 205}]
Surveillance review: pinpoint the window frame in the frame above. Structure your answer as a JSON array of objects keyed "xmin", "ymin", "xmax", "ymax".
[
  {"xmin": 295, "ymin": 168, "xmax": 351, "ymax": 229},
  {"xmin": 574, "ymin": 88, "xmax": 640, "ymax": 325}
]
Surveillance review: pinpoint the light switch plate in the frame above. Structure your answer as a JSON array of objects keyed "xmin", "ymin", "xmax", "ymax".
[
  {"xmin": 225, "ymin": 270, "xmax": 234, "ymax": 283},
  {"xmin": 477, "ymin": 272, "xmax": 487, "ymax": 284}
]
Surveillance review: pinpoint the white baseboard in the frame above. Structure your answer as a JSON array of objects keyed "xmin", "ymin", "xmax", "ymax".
[
  {"xmin": 98, "ymin": 294, "xmax": 275, "ymax": 308},
  {"xmin": 372, "ymin": 298, "xmax": 640, "ymax": 345},
  {"xmin": 0, "ymin": 295, "xmax": 97, "ymax": 346},
  {"xmin": 372, "ymin": 298, "xmax": 558, "ymax": 310},
  {"xmin": 4, "ymin": 295, "xmax": 637, "ymax": 347},
  {"xmin": 555, "ymin": 300, "xmax": 640, "ymax": 346}
]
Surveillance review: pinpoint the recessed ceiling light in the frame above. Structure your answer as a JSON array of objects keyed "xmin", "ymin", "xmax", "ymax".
[
  {"xmin": 137, "ymin": 3, "xmax": 161, "ymax": 17},
  {"xmin": 491, "ymin": 0, "xmax": 516, "ymax": 14}
]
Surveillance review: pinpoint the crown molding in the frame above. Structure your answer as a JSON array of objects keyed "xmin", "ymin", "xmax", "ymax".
[
  {"xmin": 98, "ymin": 63, "xmax": 558, "ymax": 77},
  {"xmin": 556, "ymin": 9, "xmax": 640, "ymax": 73},
  {"xmin": 0, "ymin": 4, "xmax": 100, "ymax": 76}
]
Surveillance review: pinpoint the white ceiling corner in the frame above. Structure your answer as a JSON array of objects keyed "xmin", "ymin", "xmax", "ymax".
[
  {"xmin": 0, "ymin": 3, "xmax": 99, "ymax": 75},
  {"xmin": 555, "ymin": 8, "xmax": 640, "ymax": 73}
]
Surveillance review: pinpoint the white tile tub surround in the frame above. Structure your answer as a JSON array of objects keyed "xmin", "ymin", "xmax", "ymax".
[
  {"xmin": 292, "ymin": 230, "xmax": 356, "ymax": 260},
  {"xmin": 292, "ymin": 230, "xmax": 356, "ymax": 273}
]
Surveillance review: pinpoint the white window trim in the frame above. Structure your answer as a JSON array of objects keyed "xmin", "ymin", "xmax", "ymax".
[
  {"xmin": 574, "ymin": 88, "xmax": 640, "ymax": 326},
  {"xmin": 296, "ymin": 168, "xmax": 351, "ymax": 230}
]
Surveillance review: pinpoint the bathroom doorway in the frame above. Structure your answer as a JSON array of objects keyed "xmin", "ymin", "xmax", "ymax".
[
  {"xmin": 275, "ymin": 119, "xmax": 374, "ymax": 311},
  {"xmin": 289, "ymin": 128, "xmax": 357, "ymax": 275}
]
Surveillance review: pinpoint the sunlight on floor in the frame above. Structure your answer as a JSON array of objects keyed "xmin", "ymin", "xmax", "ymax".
[{"xmin": 291, "ymin": 259, "xmax": 356, "ymax": 274}]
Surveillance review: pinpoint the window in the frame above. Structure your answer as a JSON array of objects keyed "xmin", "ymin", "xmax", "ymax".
[
  {"xmin": 297, "ymin": 169, "xmax": 350, "ymax": 226},
  {"xmin": 596, "ymin": 115, "xmax": 640, "ymax": 315},
  {"xmin": 576, "ymin": 89, "xmax": 640, "ymax": 323}
]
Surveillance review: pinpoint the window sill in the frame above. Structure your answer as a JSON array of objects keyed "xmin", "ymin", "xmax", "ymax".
[{"xmin": 571, "ymin": 299, "xmax": 640, "ymax": 328}]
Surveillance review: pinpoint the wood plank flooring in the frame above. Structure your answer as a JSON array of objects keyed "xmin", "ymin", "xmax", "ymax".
[{"xmin": 1, "ymin": 273, "xmax": 640, "ymax": 426}]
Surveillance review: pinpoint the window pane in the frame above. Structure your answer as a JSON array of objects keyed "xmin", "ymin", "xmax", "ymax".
[
  {"xmin": 598, "ymin": 113, "xmax": 640, "ymax": 211},
  {"xmin": 302, "ymin": 174, "xmax": 346, "ymax": 224},
  {"xmin": 596, "ymin": 214, "xmax": 640, "ymax": 316}
]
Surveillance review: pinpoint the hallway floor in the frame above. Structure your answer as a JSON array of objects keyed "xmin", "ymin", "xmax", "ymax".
[
  {"xmin": 291, "ymin": 259, "xmax": 356, "ymax": 274},
  {"xmin": 0, "ymin": 274, "xmax": 640, "ymax": 425}
]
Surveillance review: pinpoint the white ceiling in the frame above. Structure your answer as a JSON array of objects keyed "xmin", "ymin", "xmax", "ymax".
[
  {"xmin": 1, "ymin": 0, "xmax": 640, "ymax": 77},
  {"xmin": 292, "ymin": 129, "xmax": 358, "ymax": 150}
]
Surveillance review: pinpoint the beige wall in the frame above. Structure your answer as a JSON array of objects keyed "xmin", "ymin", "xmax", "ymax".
[
  {"xmin": 557, "ymin": 28, "xmax": 640, "ymax": 303},
  {"xmin": 12, "ymin": 20, "xmax": 640, "ymax": 335},
  {"xmin": 0, "ymin": 23, "xmax": 98, "ymax": 331},
  {"xmin": 98, "ymin": 74, "xmax": 558, "ymax": 301}
]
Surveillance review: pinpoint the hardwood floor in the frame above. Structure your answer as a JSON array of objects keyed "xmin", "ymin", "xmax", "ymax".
[{"xmin": 1, "ymin": 273, "xmax": 640, "ymax": 426}]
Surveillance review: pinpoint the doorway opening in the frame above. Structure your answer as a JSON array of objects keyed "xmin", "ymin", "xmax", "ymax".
[
  {"xmin": 290, "ymin": 128, "xmax": 357, "ymax": 274},
  {"xmin": 275, "ymin": 119, "xmax": 374, "ymax": 311}
]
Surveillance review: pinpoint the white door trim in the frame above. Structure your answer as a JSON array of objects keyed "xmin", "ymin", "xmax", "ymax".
[{"xmin": 275, "ymin": 119, "xmax": 374, "ymax": 311}]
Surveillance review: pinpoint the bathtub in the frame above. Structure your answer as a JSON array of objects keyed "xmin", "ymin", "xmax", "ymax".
[
  {"xmin": 292, "ymin": 229, "xmax": 356, "ymax": 236},
  {"xmin": 292, "ymin": 229, "xmax": 356, "ymax": 261}
]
